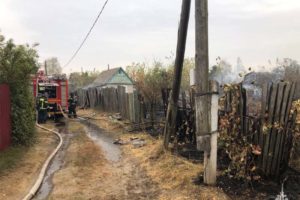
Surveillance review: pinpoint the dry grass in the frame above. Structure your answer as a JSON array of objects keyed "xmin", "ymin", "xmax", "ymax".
[
  {"xmin": 122, "ymin": 135, "xmax": 229, "ymax": 200},
  {"xmin": 0, "ymin": 146, "xmax": 27, "ymax": 173},
  {"xmin": 0, "ymin": 126, "xmax": 57, "ymax": 200},
  {"xmin": 78, "ymin": 109, "xmax": 229, "ymax": 200}
]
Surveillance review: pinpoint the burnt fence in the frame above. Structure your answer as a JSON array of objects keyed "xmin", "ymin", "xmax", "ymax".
[
  {"xmin": 220, "ymin": 82, "xmax": 298, "ymax": 178},
  {"xmin": 163, "ymin": 82, "xmax": 299, "ymax": 178}
]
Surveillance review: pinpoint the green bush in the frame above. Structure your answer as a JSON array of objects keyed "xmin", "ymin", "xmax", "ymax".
[{"xmin": 0, "ymin": 35, "xmax": 38, "ymax": 145}]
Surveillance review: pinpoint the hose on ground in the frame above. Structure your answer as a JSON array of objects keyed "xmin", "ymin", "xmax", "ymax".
[
  {"xmin": 22, "ymin": 123, "xmax": 63, "ymax": 199},
  {"xmin": 58, "ymin": 104, "xmax": 69, "ymax": 119}
]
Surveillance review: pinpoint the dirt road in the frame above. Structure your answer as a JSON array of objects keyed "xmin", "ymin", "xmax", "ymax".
[
  {"xmin": 42, "ymin": 120, "xmax": 159, "ymax": 200},
  {"xmin": 0, "ymin": 115, "xmax": 230, "ymax": 200}
]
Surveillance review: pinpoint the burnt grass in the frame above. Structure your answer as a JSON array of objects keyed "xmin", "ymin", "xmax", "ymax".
[
  {"xmin": 215, "ymin": 170, "xmax": 300, "ymax": 200},
  {"xmin": 215, "ymin": 150, "xmax": 300, "ymax": 199},
  {"xmin": 176, "ymin": 145, "xmax": 300, "ymax": 200}
]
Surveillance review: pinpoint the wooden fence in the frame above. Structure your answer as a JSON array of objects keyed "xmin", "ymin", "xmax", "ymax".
[
  {"xmin": 76, "ymin": 86, "xmax": 140, "ymax": 123},
  {"xmin": 161, "ymin": 82, "xmax": 298, "ymax": 178},
  {"xmin": 220, "ymin": 82, "xmax": 297, "ymax": 177}
]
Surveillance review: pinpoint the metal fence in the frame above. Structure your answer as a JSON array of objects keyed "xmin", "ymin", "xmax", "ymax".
[{"xmin": 0, "ymin": 84, "xmax": 11, "ymax": 151}]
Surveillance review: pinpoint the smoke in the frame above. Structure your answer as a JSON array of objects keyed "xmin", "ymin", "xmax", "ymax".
[{"xmin": 209, "ymin": 58, "xmax": 245, "ymax": 85}]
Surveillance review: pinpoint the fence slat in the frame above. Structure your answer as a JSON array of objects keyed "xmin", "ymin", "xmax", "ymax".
[
  {"xmin": 266, "ymin": 82, "xmax": 285, "ymax": 175},
  {"xmin": 272, "ymin": 83, "xmax": 291, "ymax": 175}
]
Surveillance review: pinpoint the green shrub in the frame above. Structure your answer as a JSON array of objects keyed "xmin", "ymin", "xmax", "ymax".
[{"xmin": 0, "ymin": 35, "xmax": 38, "ymax": 145}]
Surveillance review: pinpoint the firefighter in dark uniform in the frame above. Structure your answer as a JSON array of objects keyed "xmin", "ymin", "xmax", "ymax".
[
  {"xmin": 68, "ymin": 93, "xmax": 77, "ymax": 118},
  {"xmin": 37, "ymin": 94, "xmax": 48, "ymax": 123}
]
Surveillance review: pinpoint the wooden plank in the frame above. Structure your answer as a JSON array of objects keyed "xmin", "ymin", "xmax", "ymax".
[
  {"xmin": 275, "ymin": 83, "xmax": 296, "ymax": 175},
  {"xmin": 110, "ymin": 88, "xmax": 113, "ymax": 112},
  {"xmin": 116, "ymin": 87, "xmax": 119, "ymax": 112},
  {"xmin": 105, "ymin": 88, "xmax": 108, "ymax": 112},
  {"xmin": 114, "ymin": 88, "xmax": 117, "ymax": 112},
  {"xmin": 117, "ymin": 86, "xmax": 121, "ymax": 113},
  {"xmin": 240, "ymin": 84, "xmax": 247, "ymax": 136},
  {"xmin": 259, "ymin": 82, "xmax": 272, "ymax": 167},
  {"xmin": 258, "ymin": 83, "xmax": 269, "ymax": 157},
  {"xmin": 267, "ymin": 82, "xmax": 285, "ymax": 175},
  {"xmin": 122, "ymin": 87, "xmax": 126, "ymax": 117},
  {"xmin": 123, "ymin": 87, "xmax": 126, "ymax": 117},
  {"xmin": 262, "ymin": 83, "xmax": 278, "ymax": 174},
  {"xmin": 284, "ymin": 112, "xmax": 297, "ymax": 165},
  {"xmin": 108, "ymin": 88, "xmax": 110, "ymax": 111},
  {"xmin": 134, "ymin": 91, "xmax": 140, "ymax": 123},
  {"xmin": 272, "ymin": 83, "xmax": 291, "ymax": 175},
  {"xmin": 128, "ymin": 93, "xmax": 133, "ymax": 122},
  {"xmin": 103, "ymin": 89, "xmax": 106, "ymax": 111}
]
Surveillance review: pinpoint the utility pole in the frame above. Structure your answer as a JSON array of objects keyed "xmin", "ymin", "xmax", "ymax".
[
  {"xmin": 163, "ymin": 0, "xmax": 191, "ymax": 149},
  {"xmin": 44, "ymin": 60, "xmax": 48, "ymax": 75},
  {"xmin": 195, "ymin": 0, "xmax": 217, "ymax": 185}
]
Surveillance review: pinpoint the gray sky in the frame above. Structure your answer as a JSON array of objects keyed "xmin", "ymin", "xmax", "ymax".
[{"xmin": 1, "ymin": 0, "xmax": 300, "ymax": 73}]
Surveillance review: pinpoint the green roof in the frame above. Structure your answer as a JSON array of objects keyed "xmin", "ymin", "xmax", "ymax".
[{"xmin": 92, "ymin": 67, "xmax": 134, "ymax": 87}]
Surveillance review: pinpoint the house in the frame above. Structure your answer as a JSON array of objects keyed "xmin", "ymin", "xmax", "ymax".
[
  {"xmin": 91, "ymin": 67, "xmax": 134, "ymax": 92},
  {"xmin": 77, "ymin": 67, "xmax": 135, "ymax": 108}
]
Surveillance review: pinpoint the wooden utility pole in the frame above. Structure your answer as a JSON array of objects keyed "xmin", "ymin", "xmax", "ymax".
[
  {"xmin": 195, "ymin": 0, "xmax": 217, "ymax": 185},
  {"xmin": 44, "ymin": 60, "xmax": 48, "ymax": 75},
  {"xmin": 163, "ymin": 0, "xmax": 191, "ymax": 149}
]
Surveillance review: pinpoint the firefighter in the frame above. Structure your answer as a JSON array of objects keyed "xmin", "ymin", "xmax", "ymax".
[
  {"xmin": 37, "ymin": 94, "xmax": 48, "ymax": 123},
  {"xmin": 68, "ymin": 93, "xmax": 77, "ymax": 118}
]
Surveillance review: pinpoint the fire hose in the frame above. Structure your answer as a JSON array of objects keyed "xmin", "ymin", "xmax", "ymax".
[
  {"xmin": 22, "ymin": 108, "xmax": 65, "ymax": 200},
  {"xmin": 23, "ymin": 107, "xmax": 93, "ymax": 199},
  {"xmin": 22, "ymin": 124, "xmax": 63, "ymax": 200}
]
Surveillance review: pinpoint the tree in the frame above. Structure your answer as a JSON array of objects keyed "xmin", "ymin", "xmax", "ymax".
[
  {"xmin": 69, "ymin": 71, "xmax": 100, "ymax": 92},
  {"xmin": 166, "ymin": 58, "xmax": 195, "ymax": 91},
  {"xmin": 45, "ymin": 57, "xmax": 62, "ymax": 75},
  {"xmin": 0, "ymin": 34, "xmax": 39, "ymax": 145},
  {"xmin": 127, "ymin": 61, "xmax": 172, "ymax": 125}
]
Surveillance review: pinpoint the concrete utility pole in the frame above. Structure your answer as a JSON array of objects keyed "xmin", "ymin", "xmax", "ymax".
[
  {"xmin": 163, "ymin": 0, "xmax": 191, "ymax": 149},
  {"xmin": 195, "ymin": 0, "xmax": 217, "ymax": 185}
]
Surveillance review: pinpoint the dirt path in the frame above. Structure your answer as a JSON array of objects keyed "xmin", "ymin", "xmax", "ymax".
[
  {"xmin": 82, "ymin": 112, "xmax": 229, "ymax": 200},
  {"xmin": 48, "ymin": 120, "xmax": 159, "ymax": 200}
]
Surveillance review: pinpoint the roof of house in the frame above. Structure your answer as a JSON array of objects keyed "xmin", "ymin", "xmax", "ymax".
[
  {"xmin": 83, "ymin": 67, "xmax": 134, "ymax": 89},
  {"xmin": 93, "ymin": 68, "xmax": 121, "ymax": 86}
]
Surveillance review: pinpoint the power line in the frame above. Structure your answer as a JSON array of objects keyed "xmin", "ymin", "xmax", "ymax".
[{"xmin": 63, "ymin": 0, "xmax": 109, "ymax": 68}]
